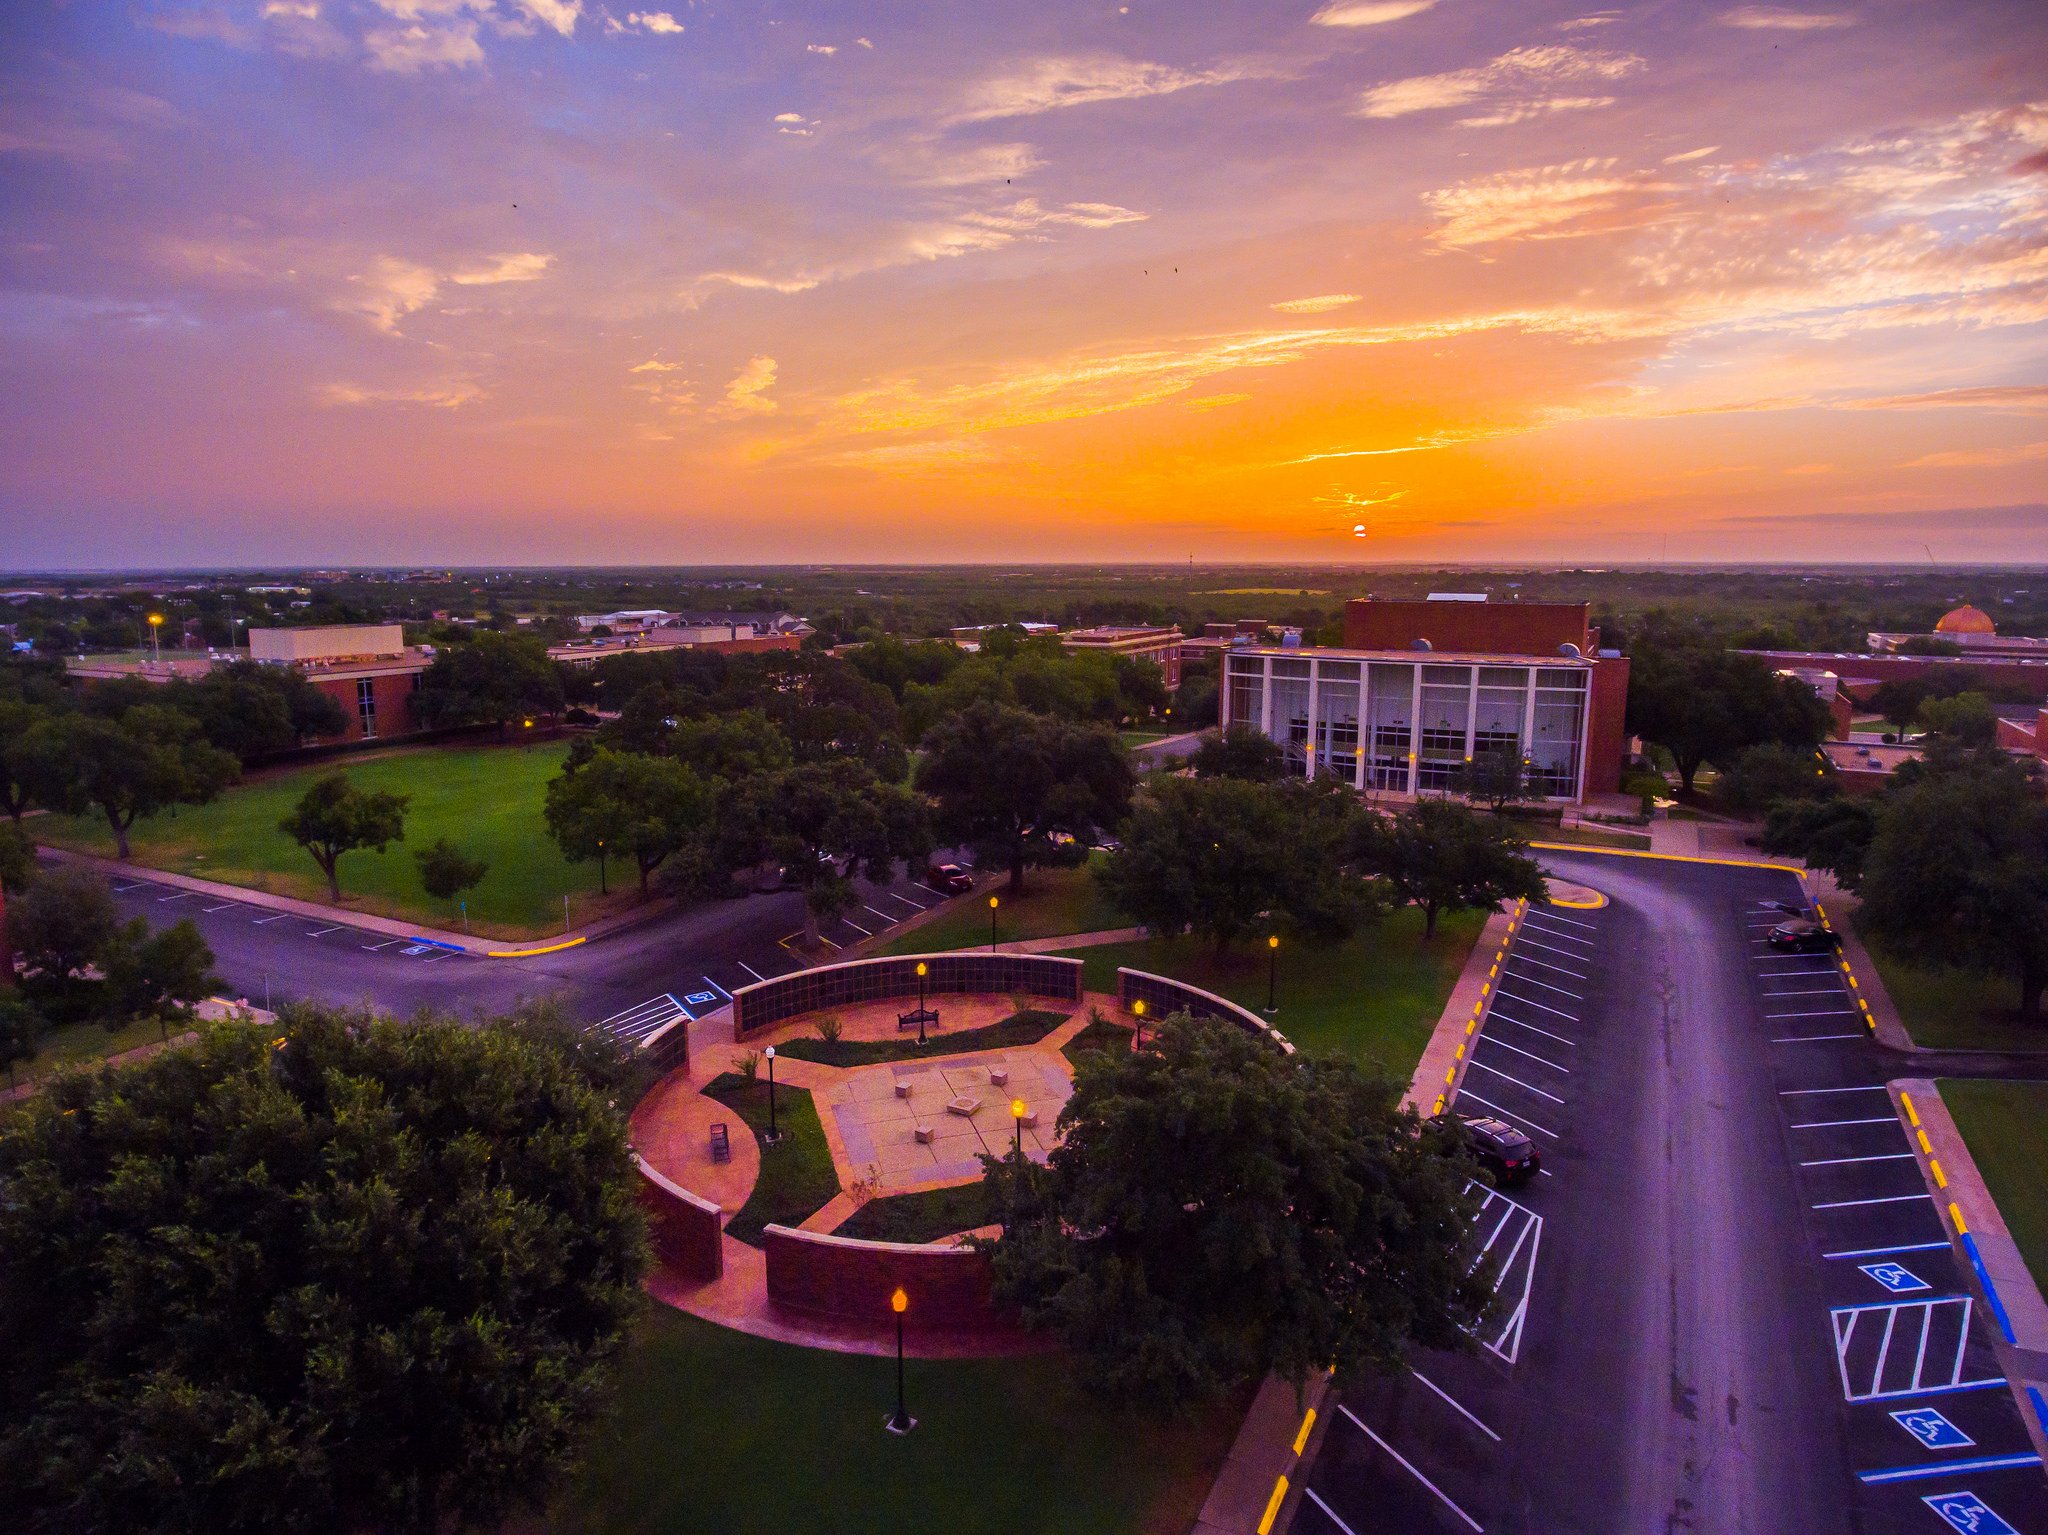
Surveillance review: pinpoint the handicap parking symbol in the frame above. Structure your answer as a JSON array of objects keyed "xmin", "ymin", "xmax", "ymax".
[
  {"xmin": 1890, "ymin": 1407, "xmax": 1974, "ymax": 1450},
  {"xmin": 1923, "ymin": 1492, "xmax": 2018, "ymax": 1535},
  {"xmin": 1861, "ymin": 1261, "xmax": 1932, "ymax": 1294},
  {"xmin": 401, "ymin": 944, "xmax": 431, "ymax": 956},
  {"xmin": 685, "ymin": 991, "xmax": 718, "ymax": 1007}
]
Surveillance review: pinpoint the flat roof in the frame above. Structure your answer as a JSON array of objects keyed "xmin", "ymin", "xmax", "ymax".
[{"xmin": 1226, "ymin": 644, "xmax": 1594, "ymax": 667}]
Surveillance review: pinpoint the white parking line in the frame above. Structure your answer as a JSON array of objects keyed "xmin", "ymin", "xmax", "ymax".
[
  {"xmin": 1823, "ymin": 1240, "xmax": 1952, "ymax": 1261},
  {"xmin": 1781, "ymin": 1085, "xmax": 1889, "ymax": 1096},
  {"xmin": 841, "ymin": 918, "xmax": 873, "ymax": 937},
  {"xmin": 112, "ymin": 882, "xmax": 144, "ymax": 892},
  {"xmin": 1832, "ymin": 1296, "xmax": 1993, "ymax": 1403},
  {"xmin": 1502, "ymin": 970, "xmax": 1581, "ymax": 1001},
  {"xmin": 862, "ymin": 904, "xmax": 895, "ymax": 924},
  {"xmin": 1301, "ymin": 1487, "xmax": 1361, "ymax": 1535},
  {"xmin": 1491, "ymin": 1013, "xmax": 1577, "ymax": 1049},
  {"xmin": 1813, "ymin": 1193, "xmax": 1931, "ymax": 1211},
  {"xmin": 1494, "ymin": 988, "xmax": 1576, "ymax": 1022},
  {"xmin": 1792, "ymin": 1116, "xmax": 1899, "ymax": 1128},
  {"xmin": 1768, "ymin": 1008, "xmax": 1859, "ymax": 1019},
  {"xmin": 304, "ymin": 926, "xmax": 340, "ymax": 937},
  {"xmin": 252, "ymin": 913, "xmax": 289, "ymax": 925},
  {"xmin": 1757, "ymin": 967, "xmax": 1837, "ymax": 977},
  {"xmin": 1410, "ymin": 1369, "xmax": 1501, "ymax": 1442},
  {"xmin": 1478, "ymin": 1035, "xmax": 1571, "ymax": 1074},
  {"xmin": 1532, "ymin": 908, "xmax": 1597, "ymax": 930},
  {"xmin": 1519, "ymin": 918, "xmax": 1593, "ymax": 946},
  {"xmin": 363, "ymin": 939, "xmax": 398, "ymax": 951},
  {"xmin": 1515, "ymin": 935, "xmax": 1591, "ymax": 964},
  {"xmin": 1509, "ymin": 952, "xmax": 1587, "ymax": 981},
  {"xmin": 1466, "ymin": 1058, "xmax": 1565, "ymax": 1104},
  {"xmin": 1801, "ymin": 1153, "xmax": 1917, "ymax": 1167},
  {"xmin": 1772, "ymin": 1033, "xmax": 1865, "ymax": 1043},
  {"xmin": 202, "ymin": 902, "xmax": 239, "ymax": 912},
  {"xmin": 157, "ymin": 891, "xmax": 192, "ymax": 903},
  {"xmin": 1454, "ymin": 1087, "xmax": 1558, "ymax": 1139},
  {"xmin": 736, "ymin": 960, "xmax": 768, "ymax": 983},
  {"xmin": 1340, "ymin": 1406, "xmax": 1484, "ymax": 1533}
]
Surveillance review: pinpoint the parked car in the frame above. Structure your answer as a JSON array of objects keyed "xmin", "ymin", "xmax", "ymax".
[
  {"xmin": 926, "ymin": 862, "xmax": 974, "ymax": 894},
  {"xmin": 1767, "ymin": 918, "xmax": 1840, "ymax": 954},
  {"xmin": 1431, "ymin": 1113, "xmax": 1541, "ymax": 1187}
]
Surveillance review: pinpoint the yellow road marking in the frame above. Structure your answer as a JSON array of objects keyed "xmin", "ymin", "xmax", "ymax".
[
  {"xmin": 1293, "ymin": 1408, "xmax": 1317, "ymax": 1455},
  {"xmin": 1901, "ymin": 1091, "xmax": 1920, "ymax": 1128},
  {"xmin": 1257, "ymin": 1475, "xmax": 1289, "ymax": 1535},
  {"xmin": 485, "ymin": 937, "xmax": 588, "ymax": 957}
]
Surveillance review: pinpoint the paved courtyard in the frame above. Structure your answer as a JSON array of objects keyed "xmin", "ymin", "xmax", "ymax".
[{"xmin": 826, "ymin": 1050, "xmax": 1072, "ymax": 1190}]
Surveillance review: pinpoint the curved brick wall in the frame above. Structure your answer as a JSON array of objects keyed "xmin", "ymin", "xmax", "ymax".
[
  {"xmin": 732, "ymin": 952, "xmax": 1084, "ymax": 1037},
  {"xmin": 761, "ymin": 1224, "xmax": 1004, "ymax": 1330},
  {"xmin": 636, "ymin": 1155, "xmax": 724, "ymax": 1284},
  {"xmin": 1116, "ymin": 968, "xmax": 1295, "ymax": 1055}
]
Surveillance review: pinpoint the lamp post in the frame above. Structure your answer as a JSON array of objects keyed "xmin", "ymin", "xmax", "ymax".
[
  {"xmin": 764, "ymin": 1045, "xmax": 778, "ymax": 1142},
  {"xmin": 146, "ymin": 612, "xmax": 163, "ymax": 663},
  {"xmin": 887, "ymin": 1286, "xmax": 913, "ymax": 1434},
  {"xmin": 988, "ymin": 894, "xmax": 999, "ymax": 953},
  {"xmin": 1265, "ymin": 933, "xmax": 1280, "ymax": 1016},
  {"xmin": 916, "ymin": 961, "xmax": 929, "ymax": 1045},
  {"xmin": 1011, "ymin": 1097, "xmax": 1026, "ymax": 1163},
  {"xmin": 1132, "ymin": 997, "xmax": 1146, "ymax": 1050}
]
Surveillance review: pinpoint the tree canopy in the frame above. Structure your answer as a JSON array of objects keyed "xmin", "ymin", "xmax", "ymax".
[
  {"xmin": 1352, "ymin": 799, "xmax": 1547, "ymax": 939},
  {"xmin": 1855, "ymin": 749, "xmax": 2048, "ymax": 1019},
  {"xmin": 412, "ymin": 632, "xmax": 565, "ymax": 733},
  {"xmin": 16, "ymin": 705, "xmax": 238, "ymax": 858},
  {"xmin": 543, "ymin": 747, "xmax": 711, "ymax": 893},
  {"xmin": 728, "ymin": 759, "xmax": 930, "ymax": 944},
  {"xmin": 1625, "ymin": 641, "xmax": 1832, "ymax": 794},
  {"xmin": 982, "ymin": 1013, "xmax": 1494, "ymax": 1405},
  {"xmin": 916, "ymin": 701, "xmax": 1134, "ymax": 894},
  {"xmin": 1188, "ymin": 724, "xmax": 1286, "ymax": 782},
  {"xmin": 278, "ymin": 771, "xmax": 409, "ymax": 900},
  {"xmin": 0, "ymin": 1005, "xmax": 647, "ymax": 1535}
]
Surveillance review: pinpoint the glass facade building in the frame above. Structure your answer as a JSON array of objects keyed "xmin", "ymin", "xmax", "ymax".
[{"xmin": 1221, "ymin": 648, "xmax": 1592, "ymax": 800}]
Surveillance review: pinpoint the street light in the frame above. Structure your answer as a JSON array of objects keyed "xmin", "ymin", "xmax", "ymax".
[
  {"xmin": 1132, "ymin": 997, "xmax": 1146, "ymax": 1049},
  {"xmin": 1265, "ymin": 933, "xmax": 1280, "ymax": 1016},
  {"xmin": 887, "ymin": 1287, "xmax": 914, "ymax": 1434},
  {"xmin": 1011, "ymin": 1097, "xmax": 1027, "ymax": 1163},
  {"xmin": 916, "ymin": 961, "xmax": 929, "ymax": 1045},
  {"xmin": 596, "ymin": 838, "xmax": 607, "ymax": 895},
  {"xmin": 988, "ymin": 894, "xmax": 1000, "ymax": 953},
  {"xmin": 146, "ymin": 612, "xmax": 163, "ymax": 663},
  {"xmin": 764, "ymin": 1045, "xmax": 779, "ymax": 1142}
]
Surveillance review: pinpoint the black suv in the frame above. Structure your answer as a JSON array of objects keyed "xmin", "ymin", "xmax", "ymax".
[
  {"xmin": 1767, "ymin": 918, "xmax": 1840, "ymax": 954},
  {"xmin": 1433, "ymin": 1113, "xmax": 1541, "ymax": 1187}
]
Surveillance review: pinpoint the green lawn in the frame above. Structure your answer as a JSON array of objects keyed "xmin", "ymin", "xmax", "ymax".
[
  {"xmin": 1855, "ymin": 916, "xmax": 2048, "ymax": 1053},
  {"xmin": 1050, "ymin": 905, "xmax": 1484, "ymax": 1080},
  {"xmin": 703, "ymin": 1074, "xmax": 841, "ymax": 1245},
  {"xmin": 836, "ymin": 1181, "xmax": 993, "ymax": 1244},
  {"xmin": 1062, "ymin": 1009, "xmax": 1135, "ymax": 1067},
  {"xmin": 552, "ymin": 1307, "xmax": 1240, "ymax": 1535},
  {"xmin": 30, "ymin": 743, "xmax": 611, "ymax": 939},
  {"xmin": 6, "ymin": 1014, "xmax": 182, "ymax": 1094},
  {"xmin": 1940, "ymin": 1079, "xmax": 2048, "ymax": 1295},
  {"xmin": 874, "ymin": 858, "xmax": 1129, "ymax": 955},
  {"xmin": 1530, "ymin": 825, "xmax": 1654, "ymax": 851},
  {"xmin": 772, "ymin": 1009, "xmax": 1071, "ymax": 1069}
]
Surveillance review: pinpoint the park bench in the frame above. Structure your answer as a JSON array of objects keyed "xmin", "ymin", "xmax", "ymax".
[
  {"xmin": 709, "ymin": 1122, "xmax": 731, "ymax": 1164},
  {"xmin": 898, "ymin": 1006, "xmax": 941, "ymax": 1034}
]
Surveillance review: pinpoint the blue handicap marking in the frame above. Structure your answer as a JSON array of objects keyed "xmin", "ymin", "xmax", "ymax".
[
  {"xmin": 1862, "ymin": 1261, "xmax": 1932, "ymax": 1294},
  {"xmin": 402, "ymin": 944, "xmax": 431, "ymax": 956},
  {"xmin": 1923, "ymin": 1492, "xmax": 2018, "ymax": 1535},
  {"xmin": 685, "ymin": 991, "xmax": 718, "ymax": 1007},
  {"xmin": 1891, "ymin": 1407, "xmax": 1974, "ymax": 1450}
]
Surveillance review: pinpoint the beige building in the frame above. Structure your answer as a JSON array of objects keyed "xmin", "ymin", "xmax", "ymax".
[{"xmin": 248, "ymin": 624, "xmax": 407, "ymax": 664}]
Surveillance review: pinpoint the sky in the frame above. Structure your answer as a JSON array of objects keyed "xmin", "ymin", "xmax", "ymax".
[{"xmin": 1, "ymin": 0, "xmax": 2045, "ymax": 569}]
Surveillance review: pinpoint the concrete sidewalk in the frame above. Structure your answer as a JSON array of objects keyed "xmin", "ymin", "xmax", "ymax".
[{"xmin": 1896, "ymin": 1079, "xmax": 2048, "ymax": 1461}]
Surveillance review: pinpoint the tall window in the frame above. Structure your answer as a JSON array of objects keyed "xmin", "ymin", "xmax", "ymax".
[
  {"xmin": 1365, "ymin": 663, "xmax": 1414, "ymax": 791},
  {"xmin": 1226, "ymin": 657, "xmax": 1263, "ymax": 731},
  {"xmin": 1528, "ymin": 668, "xmax": 1586, "ymax": 796},
  {"xmin": 1269, "ymin": 659, "xmax": 1311, "ymax": 776},
  {"xmin": 1417, "ymin": 664, "xmax": 1471, "ymax": 791},
  {"xmin": 1474, "ymin": 667, "xmax": 1528, "ymax": 760},
  {"xmin": 357, "ymin": 677, "xmax": 377, "ymax": 739},
  {"xmin": 1314, "ymin": 661, "xmax": 1360, "ymax": 782}
]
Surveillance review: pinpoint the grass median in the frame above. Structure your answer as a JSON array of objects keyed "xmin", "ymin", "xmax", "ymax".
[
  {"xmin": 1048, "ymin": 905, "xmax": 1483, "ymax": 1080},
  {"xmin": 835, "ymin": 1181, "xmax": 993, "ymax": 1245},
  {"xmin": 702, "ymin": 1073, "xmax": 840, "ymax": 1244},
  {"xmin": 1938, "ymin": 1078, "xmax": 2048, "ymax": 1295},
  {"xmin": 1856, "ymin": 916, "xmax": 2047, "ymax": 1053},
  {"xmin": 874, "ymin": 859, "xmax": 1127, "ymax": 955},
  {"xmin": 770, "ymin": 1008, "xmax": 1070, "ymax": 1069},
  {"xmin": 552, "ymin": 1306, "xmax": 1240, "ymax": 1535},
  {"xmin": 30, "ymin": 742, "xmax": 613, "ymax": 939}
]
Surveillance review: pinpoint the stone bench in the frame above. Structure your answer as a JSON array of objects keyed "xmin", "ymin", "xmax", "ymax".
[{"xmin": 946, "ymin": 1095, "xmax": 981, "ymax": 1118}]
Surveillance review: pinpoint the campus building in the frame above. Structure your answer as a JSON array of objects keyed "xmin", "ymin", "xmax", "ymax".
[
  {"xmin": 1060, "ymin": 625, "xmax": 1184, "ymax": 689},
  {"xmin": 1743, "ymin": 606, "xmax": 2048, "ymax": 710},
  {"xmin": 248, "ymin": 625, "xmax": 431, "ymax": 742},
  {"xmin": 1218, "ymin": 597, "xmax": 1629, "ymax": 803}
]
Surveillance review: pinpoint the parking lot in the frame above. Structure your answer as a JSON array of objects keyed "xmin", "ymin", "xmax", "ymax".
[{"xmin": 1290, "ymin": 855, "xmax": 2046, "ymax": 1535}]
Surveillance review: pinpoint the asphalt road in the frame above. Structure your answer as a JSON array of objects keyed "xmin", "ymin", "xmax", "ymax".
[
  {"xmin": 1292, "ymin": 852, "xmax": 2048, "ymax": 1535},
  {"xmin": 102, "ymin": 864, "xmax": 972, "ymax": 1038}
]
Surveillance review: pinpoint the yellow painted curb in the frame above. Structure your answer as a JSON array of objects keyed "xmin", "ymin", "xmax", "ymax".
[
  {"xmin": 485, "ymin": 936, "xmax": 589, "ymax": 958},
  {"xmin": 1527, "ymin": 842, "xmax": 1808, "ymax": 876}
]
